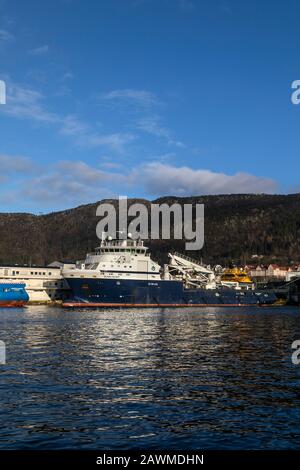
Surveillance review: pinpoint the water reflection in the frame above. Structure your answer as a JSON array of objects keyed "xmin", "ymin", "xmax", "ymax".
[{"xmin": 0, "ymin": 306, "xmax": 299, "ymax": 449}]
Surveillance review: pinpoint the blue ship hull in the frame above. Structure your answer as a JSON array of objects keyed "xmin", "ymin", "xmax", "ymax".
[
  {"xmin": 0, "ymin": 283, "xmax": 29, "ymax": 307},
  {"xmin": 63, "ymin": 278, "xmax": 277, "ymax": 307}
]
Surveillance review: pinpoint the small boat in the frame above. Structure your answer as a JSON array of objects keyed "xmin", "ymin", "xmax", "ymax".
[
  {"xmin": 221, "ymin": 267, "xmax": 253, "ymax": 288},
  {"xmin": 0, "ymin": 282, "xmax": 29, "ymax": 307}
]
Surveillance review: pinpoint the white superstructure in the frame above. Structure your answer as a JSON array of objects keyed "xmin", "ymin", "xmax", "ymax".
[
  {"xmin": 63, "ymin": 235, "xmax": 161, "ymax": 281},
  {"xmin": 0, "ymin": 265, "xmax": 71, "ymax": 302}
]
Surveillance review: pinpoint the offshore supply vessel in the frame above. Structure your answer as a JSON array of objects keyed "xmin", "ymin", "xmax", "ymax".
[
  {"xmin": 0, "ymin": 282, "xmax": 29, "ymax": 307},
  {"xmin": 62, "ymin": 233, "xmax": 276, "ymax": 307}
]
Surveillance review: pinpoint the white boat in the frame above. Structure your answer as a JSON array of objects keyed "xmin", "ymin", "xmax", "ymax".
[{"xmin": 0, "ymin": 263, "xmax": 72, "ymax": 303}]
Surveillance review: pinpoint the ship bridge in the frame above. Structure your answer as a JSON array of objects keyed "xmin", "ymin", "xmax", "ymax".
[{"xmin": 64, "ymin": 234, "xmax": 161, "ymax": 281}]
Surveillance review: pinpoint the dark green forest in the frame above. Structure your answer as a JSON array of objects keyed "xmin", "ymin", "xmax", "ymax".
[{"xmin": 1, "ymin": 193, "xmax": 299, "ymax": 267}]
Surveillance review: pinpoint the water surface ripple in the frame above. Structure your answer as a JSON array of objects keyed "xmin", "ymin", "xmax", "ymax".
[{"xmin": 0, "ymin": 306, "xmax": 299, "ymax": 449}]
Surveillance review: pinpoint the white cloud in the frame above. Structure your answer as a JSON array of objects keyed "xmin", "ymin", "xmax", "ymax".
[
  {"xmin": 20, "ymin": 162, "xmax": 121, "ymax": 206},
  {"xmin": 137, "ymin": 115, "xmax": 185, "ymax": 148},
  {"xmin": 0, "ymin": 154, "xmax": 35, "ymax": 173},
  {"xmin": 22, "ymin": 173, "xmax": 93, "ymax": 204},
  {"xmin": 100, "ymin": 160, "xmax": 123, "ymax": 170},
  {"xmin": 29, "ymin": 45, "xmax": 49, "ymax": 56},
  {"xmin": 1, "ymin": 82, "xmax": 136, "ymax": 153},
  {"xmin": 13, "ymin": 160, "xmax": 278, "ymax": 208},
  {"xmin": 57, "ymin": 160, "xmax": 125, "ymax": 184},
  {"xmin": 135, "ymin": 163, "xmax": 278, "ymax": 196},
  {"xmin": 2, "ymin": 81, "xmax": 182, "ymax": 152},
  {"xmin": 137, "ymin": 115, "xmax": 170, "ymax": 138},
  {"xmin": 59, "ymin": 114, "xmax": 89, "ymax": 136},
  {"xmin": 2, "ymin": 83, "xmax": 58, "ymax": 123},
  {"xmin": 99, "ymin": 88, "xmax": 159, "ymax": 108},
  {"xmin": 78, "ymin": 132, "xmax": 136, "ymax": 152},
  {"xmin": 99, "ymin": 88, "xmax": 184, "ymax": 147},
  {"xmin": 4, "ymin": 159, "xmax": 125, "ymax": 206},
  {"xmin": 61, "ymin": 72, "xmax": 74, "ymax": 81},
  {"xmin": 59, "ymin": 115, "xmax": 136, "ymax": 152},
  {"xmin": 0, "ymin": 29, "xmax": 14, "ymax": 43}
]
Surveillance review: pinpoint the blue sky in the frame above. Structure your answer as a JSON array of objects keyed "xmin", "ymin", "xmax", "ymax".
[{"xmin": 0, "ymin": 0, "xmax": 300, "ymax": 212}]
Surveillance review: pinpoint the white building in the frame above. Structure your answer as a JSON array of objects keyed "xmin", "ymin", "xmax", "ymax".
[
  {"xmin": 249, "ymin": 264, "xmax": 288, "ymax": 279},
  {"xmin": 286, "ymin": 268, "xmax": 300, "ymax": 282}
]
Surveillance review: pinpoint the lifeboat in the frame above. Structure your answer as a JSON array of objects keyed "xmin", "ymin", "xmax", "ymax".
[{"xmin": 221, "ymin": 267, "xmax": 253, "ymax": 288}]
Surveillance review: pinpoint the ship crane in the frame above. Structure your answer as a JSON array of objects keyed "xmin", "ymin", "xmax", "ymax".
[{"xmin": 167, "ymin": 252, "xmax": 216, "ymax": 289}]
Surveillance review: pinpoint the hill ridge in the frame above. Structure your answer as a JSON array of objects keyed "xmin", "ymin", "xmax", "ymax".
[{"xmin": 1, "ymin": 193, "xmax": 300, "ymax": 266}]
